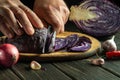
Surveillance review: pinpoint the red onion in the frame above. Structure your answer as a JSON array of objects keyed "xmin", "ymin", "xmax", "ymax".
[{"xmin": 0, "ymin": 44, "xmax": 19, "ymax": 67}]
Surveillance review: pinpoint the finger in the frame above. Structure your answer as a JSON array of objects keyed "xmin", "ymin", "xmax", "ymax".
[
  {"xmin": 10, "ymin": 6, "xmax": 34, "ymax": 35},
  {"xmin": 19, "ymin": 5, "xmax": 44, "ymax": 29},
  {"xmin": 41, "ymin": 7, "xmax": 64, "ymax": 33},
  {"xmin": 62, "ymin": 7, "xmax": 70, "ymax": 24},
  {"xmin": 47, "ymin": 14, "xmax": 64, "ymax": 33},
  {"xmin": 40, "ymin": 18, "xmax": 49, "ymax": 28},
  {"xmin": 0, "ymin": 20, "xmax": 14, "ymax": 38},
  {"xmin": 1, "ymin": 7, "xmax": 23, "ymax": 36},
  {"xmin": 33, "ymin": 10, "xmax": 49, "ymax": 28}
]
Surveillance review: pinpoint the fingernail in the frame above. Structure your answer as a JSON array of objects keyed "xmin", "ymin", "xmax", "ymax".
[
  {"xmin": 27, "ymin": 27, "xmax": 35, "ymax": 35},
  {"xmin": 41, "ymin": 24, "xmax": 44, "ymax": 28},
  {"xmin": 38, "ymin": 24, "xmax": 44, "ymax": 29}
]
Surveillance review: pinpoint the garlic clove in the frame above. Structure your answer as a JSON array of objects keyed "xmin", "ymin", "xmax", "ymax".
[
  {"xmin": 102, "ymin": 35, "xmax": 117, "ymax": 52},
  {"xmin": 30, "ymin": 61, "xmax": 41, "ymax": 70},
  {"xmin": 90, "ymin": 58, "xmax": 105, "ymax": 66}
]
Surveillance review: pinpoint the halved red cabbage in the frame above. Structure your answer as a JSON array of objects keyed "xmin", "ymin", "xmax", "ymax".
[{"xmin": 69, "ymin": 0, "xmax": 120, "ymax": 37}]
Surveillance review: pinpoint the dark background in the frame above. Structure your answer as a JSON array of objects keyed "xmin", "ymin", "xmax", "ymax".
[
  {"xmin": 21, "ymin": 0, "xmax": 120, "ymax": 9},
  {"xmin": 0, "ymin": 0, "xmax": 119, "ymax": 36},
  {"xmin": 20, "ymin": 0, "xmax": 120, "ymax": 31}
]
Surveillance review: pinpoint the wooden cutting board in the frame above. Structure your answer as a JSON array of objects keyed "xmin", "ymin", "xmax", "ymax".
[{"xmin": 19, "ymin": 31, "xmax": 101, "ymax": 62}]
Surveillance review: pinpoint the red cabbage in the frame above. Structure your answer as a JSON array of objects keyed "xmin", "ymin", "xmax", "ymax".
[
  {"xmin": 54, "ymin": 38, "xmax": 68, "ymax": 51},
  {"xmin": 69, "ymin": 0, "xmax": 120, "ymax": 37},
  {"xmin": 68, "ymin": 42, "xmax": 91, "ymax": 52},
  {"xmin": 54, "ymin": 34, "xmax": 92, "ymax": 52},
  {"xmin": 66, "ymin": 34, "xmax": 80, "ymax": 48},
  {"xmin": 67, "ymin": 36, "xmax": 92, "ymax": 52}
]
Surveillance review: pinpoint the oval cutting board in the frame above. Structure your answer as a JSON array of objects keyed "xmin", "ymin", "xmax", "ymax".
[{"xmin": 20, "ymin": 31, "xmax": 101, "ymax": 62}]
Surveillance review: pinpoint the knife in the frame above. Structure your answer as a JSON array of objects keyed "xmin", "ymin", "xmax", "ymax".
[{"xmin": 43, "ymin": 26, "xmax": 56, "ymax": 53}]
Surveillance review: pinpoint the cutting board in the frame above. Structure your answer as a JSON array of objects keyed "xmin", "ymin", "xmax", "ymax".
[{"xmin": 19, "ymin": 31, "xmax": 101, "ymax": 62}]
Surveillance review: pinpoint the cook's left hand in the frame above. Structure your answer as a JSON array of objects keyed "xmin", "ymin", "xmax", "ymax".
[{"xmin": 33, "ymin": 0, "xmax": 70, "ymax": 34}]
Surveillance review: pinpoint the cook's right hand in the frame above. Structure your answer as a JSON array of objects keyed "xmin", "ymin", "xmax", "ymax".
[
  {"xmin": 0, "ymin": 0, "xmax": 43, "ymax": 38},
  {"xmin": 33, "ymin": 0, "xmax": 70, "ymax": 34}
]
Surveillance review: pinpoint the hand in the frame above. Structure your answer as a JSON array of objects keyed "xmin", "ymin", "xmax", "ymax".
[
  {"xmin": 0, "ymin": 0, "xmax": 43, "ymax": 38},
  {"xmin": 33, "ymin": 0, "xmax": 70, "ymax": 34}
]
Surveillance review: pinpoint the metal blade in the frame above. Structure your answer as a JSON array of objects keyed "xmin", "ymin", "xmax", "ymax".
[{"xmin": 44, "ymin": 26, "xmax": 56, "ymax": 53}]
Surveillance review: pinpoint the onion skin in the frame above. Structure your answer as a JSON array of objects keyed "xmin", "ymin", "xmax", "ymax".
[
  {"xmin": 0, "ymin": 44, "xmax": 19, "ymax": 67},
  {"xmin": 69, "ymin": 0, "xmax": 120, "ymax": 37}
]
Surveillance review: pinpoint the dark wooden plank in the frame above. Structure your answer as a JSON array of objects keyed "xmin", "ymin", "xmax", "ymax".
[
  {"xmin": 35, "ymin": 63, "xmax": 72, "ymax": 80},
  {"xmin": 101, "ymin": 60, "xmax": 120, "ymax": 77},
  {"xmin": 11, "ymin": 62, "xmax": 72, "ymax": 80},
  {"xmin": 97, "ymin": 32, "xmax": 120, "ymax": 77},
  {"xmin": 0, "ymin": 67, "xmax": 20, "ymax": 80},
  {"xmin": 11, "ymin": 63, "xmax": 43, "ymax": 80},
  {"xmin": 53, "ymin": 60, "xmax": 120, "ymax": 80}
]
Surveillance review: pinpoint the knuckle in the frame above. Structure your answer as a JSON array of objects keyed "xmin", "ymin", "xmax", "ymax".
[
  {"xmin": 42, "ymin": 5, "xmax": 52, "ymax": 11},
  {"xmin": 23, "ymin": 7, "xmax": 31, "ymax": 13},
  {"xmin": 64, "ymin": 8, "xmax": 70, "ymax": 15},
  {"xmin": 10, "ymin": 6, "xmax": 25, "ymax": 15},
  {"xmin": 67, "ymin": 9, "xmax": 70, "ymax": 15},
  {"xmin": 15, "ymin": 9, "xmax": 24, "ymax": 15},
  {"xmin": 13, "ymin": 9, "xmax": 26, "ymax": 19}
]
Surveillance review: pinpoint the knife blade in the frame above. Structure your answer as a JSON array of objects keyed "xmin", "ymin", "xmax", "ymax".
[{"xmin": 43, "ymin": 26, "xmax": 56, "ymax": 53}]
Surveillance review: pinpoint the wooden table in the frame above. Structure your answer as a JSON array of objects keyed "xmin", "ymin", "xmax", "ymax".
[{"xmin": 0, "ymin": 22, "xmax": 120, "ymax": 80}]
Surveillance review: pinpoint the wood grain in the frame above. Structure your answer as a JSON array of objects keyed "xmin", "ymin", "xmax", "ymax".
[{"xmin": 19, "ymin": 31, "xmax": 101, "ymax": 62}]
